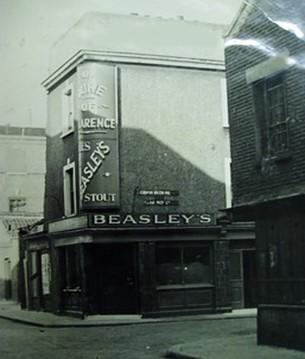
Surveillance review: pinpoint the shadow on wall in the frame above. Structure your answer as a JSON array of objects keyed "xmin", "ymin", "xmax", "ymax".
[
  {"xmin": 44, "ymin": 127, "xmax": 226, "ymax": 219},
  {"xmin": 120, "ymin": 127, "xmax": 225, "ymax": 213}
]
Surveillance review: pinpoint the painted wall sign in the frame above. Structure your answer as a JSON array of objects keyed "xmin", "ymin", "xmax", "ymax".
[
  {"xmin": 78, "ymin": 63, "xmax": 120, "ymax": 210},
  {"xmin": 89, "ymin": 213, "xmax": 215, "ymax": 227}
]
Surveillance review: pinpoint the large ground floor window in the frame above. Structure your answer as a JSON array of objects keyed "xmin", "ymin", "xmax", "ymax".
[{"xmin": 156, "ymin": 244, "xmax": 211, "ymax": 286}]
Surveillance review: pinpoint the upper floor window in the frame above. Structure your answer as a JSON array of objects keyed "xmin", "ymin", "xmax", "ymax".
[
  {"xmin": 63, "ymin": 161, "xmax": 76, "ymax": 217},
  {"xmin": 9, "ymin": 197, "xmax": 26, "ymax": 213},
  {"xmin": 62, "ymin": 84, "xmax": 74, "ymax": 136},
  {"xmin": 253, "ymin": 73, "xmax": 289, "ymax": 159}
]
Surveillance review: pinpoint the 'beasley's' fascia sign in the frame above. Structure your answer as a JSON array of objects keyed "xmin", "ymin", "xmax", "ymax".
[{"xmin": 89, "ymin": 213, "xmax": 216, "ymax": 227}]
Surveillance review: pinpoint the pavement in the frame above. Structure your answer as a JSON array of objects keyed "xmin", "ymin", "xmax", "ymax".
[
  {"xmin": 0, "ymin": 301, "xmax": 257, "ymax": 328},
  {"xmin": 1, "ymin": 301, "xmax": 305, "ymax": 359},
  {"xmin": 165, "ymin": 334, "xmax": 305, "ymax": 359}
]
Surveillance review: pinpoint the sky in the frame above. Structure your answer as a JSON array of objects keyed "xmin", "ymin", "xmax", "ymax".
[{"xmin": 0, "ymin": 0, "xmax": 243, "ymax": 128}]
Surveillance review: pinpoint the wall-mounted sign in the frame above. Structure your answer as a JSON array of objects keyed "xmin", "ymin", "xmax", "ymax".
[
  {"xmin": 137, "ymin": 189, "xmax": 179, "ymax": 206},
  {"xmin": 89, "ymin": 213, "xmax": 215, "ymax": 227},
  {"xmin": 41, "ymin": 253, "xmax": 51, "ymax": 295},
  {"xmin": 78, "ymin": 63, "xmax": 120, "ymax": 210},
  {"xmin": 139, "ymin": 190, "xmax": 179, "ymax": 196},
  {"xmin": 144, "ymin": 200, "xmax": 179, "ymax": 206}
]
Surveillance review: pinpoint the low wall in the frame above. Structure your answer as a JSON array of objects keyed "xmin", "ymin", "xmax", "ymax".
[{"xmin": 257, "ymin": 304, "xmax": 305, "ymax": 351}]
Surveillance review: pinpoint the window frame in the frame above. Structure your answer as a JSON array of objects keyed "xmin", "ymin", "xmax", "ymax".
[
  {"xmin": 61, "ymin": 83, "xmax": 75, "ymax": 137},
  {"xmin": 63, "ymin": 161, "xmax": 77, "ymax": 217},
  {"xmin": 253, "ymin": 72, "xmax": 290, "ymax": 161},
  {"xmin": 9, "ymin": 196, "xmax": 27, "ymax": 213},
  {"xmin": 155, "ymin": 243, "xmax": 212, "ymax": 288}
]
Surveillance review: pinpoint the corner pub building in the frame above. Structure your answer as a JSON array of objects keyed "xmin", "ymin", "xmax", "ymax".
[{"xmin": 20, "ymin": 13, "xmax": 255, "ymax": 317}]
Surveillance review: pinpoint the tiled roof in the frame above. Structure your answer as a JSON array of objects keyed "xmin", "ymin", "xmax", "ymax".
[{"xmin": 1, "ymin": 216, "xmax": 43, "ymax": 232}]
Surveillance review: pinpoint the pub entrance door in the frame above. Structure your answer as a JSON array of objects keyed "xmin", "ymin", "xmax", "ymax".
[
  {"xmin": 230, "ymin": 249, "xmax": 256, "ymax": 309},
  {"xmin": 87, "ymin": 243, "xmax": 138, "ymax": 314}
]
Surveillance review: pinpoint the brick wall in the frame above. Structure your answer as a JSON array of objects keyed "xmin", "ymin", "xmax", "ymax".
[
  {"xmin": 225, "ymin": 3, "xmax": 305, "ymax": 206},
  {"xmin": 255, "ymin": 198, "xmax": 305, "ymax": 306}
]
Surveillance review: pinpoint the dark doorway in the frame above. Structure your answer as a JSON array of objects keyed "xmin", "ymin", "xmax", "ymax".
[
  {"xmin": 230, "ymin": 251, "xmax": 244, "ymax": 309},
  {"xmin": 86, "ymin": 243, "xmax": 138, "ymax": 315},
  {"xmin": 243, "ymin": 250, "xmax": 256, "ymax": 308},
  {"xmin": 230, "ymin": 249, "xmax": 256, "ymax": 309}
]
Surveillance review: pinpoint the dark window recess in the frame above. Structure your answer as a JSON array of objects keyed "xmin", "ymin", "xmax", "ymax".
[
  {"xmin": 156, "ymin": 245, "xmax": 211, "ymax": 286},
  {"xmin": 67, "ymin": 168, "xmax": 75, "ymax": 214},
  {"xmin": 62, "ymin": 246, "xmax": 81, "ymax": 289},
  {"xmin": 9, "ymin": 197, "xmax": 26, "ymax": 213},
  {"xmin": 64, "ymin": 166, "xmax": 76, "ymax": 216},
  {"xmin": 253, "ymin": 73, "xmax": 289, "ymax": 159}
]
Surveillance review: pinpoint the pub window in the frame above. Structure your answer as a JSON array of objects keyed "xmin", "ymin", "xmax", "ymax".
[
  {"xmin": 61, "ymin": 84, "xmax": 74, "ymax": 136},
  {"xmin": 156, "ymin": 244, "xmax": 211, "ymax": 286},
  {"xmin": 63, "ymin": 161, "xmax": 76, "ymax": 217},
  {"xmin": 253, "ymin": 73, "xmax": 289, "ymax": 158},
  {"xmin": 9, "ymin": 197, "xmax": 26, "ymax": 213}
]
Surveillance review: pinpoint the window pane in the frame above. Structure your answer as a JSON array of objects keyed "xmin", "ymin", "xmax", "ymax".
[
  {"xmin": 266, "ymin": 75, "xmax": 288, "ymax": 154},
  {"xmin": 156, "ymin": 246, "xmax": 181, "ymax": 285},
  {"xmin": 9, "ymin": 197, "xmax": 26, "ymax": 213},
  {"xmin": 183, "ymin": 246, "xmax": 211, "ymax": 284},
  {"xmin": 253, "ymin": 73, "xmax": 289, "ymax": 156}
]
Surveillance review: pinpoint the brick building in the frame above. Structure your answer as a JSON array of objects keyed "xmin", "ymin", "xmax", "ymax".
[
  {"xmin": 224, "ymin": 0, "xmax": 305, "ymax": 351},
  {"xmin": 0, "ymin": 125, "xmax": 45, "ymax": 301},
  {"xmin": 21, "ymin": 13, "xmax": 255, "ymax": 317}
]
